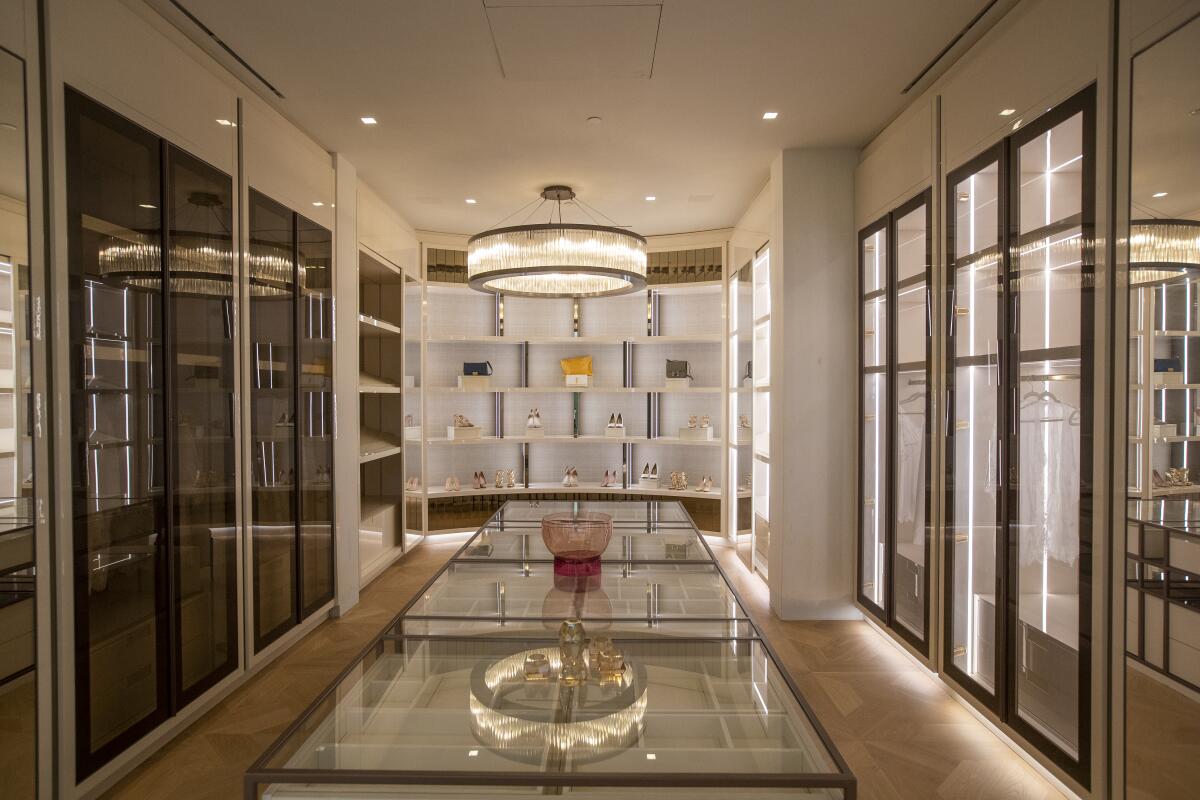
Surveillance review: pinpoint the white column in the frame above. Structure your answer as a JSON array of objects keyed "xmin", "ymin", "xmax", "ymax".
[
  {"xmin": 769, "ymin": 148, "xmax": 862, "ymax": 620},
  {"xmin": 332, "ymin": 153, "xmax": 361, "ymax": 614}
]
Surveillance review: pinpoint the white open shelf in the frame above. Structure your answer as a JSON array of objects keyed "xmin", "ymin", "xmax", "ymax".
[
  {"xmin": 423, "ymin": 482, "xmax": 746, "ymax": 500},
  {"xmin": 424, "ymin": 385, "xmax": 723, "ymax": 394},
  {"xmin": 360, "ymin": 427, "xmax": 403, "ymax": 463},
  {"xmin": 359, "ymin": 373, "xmax": 404, "ymax": 393},
  {"xmin": 424, "ymin": 434, "xmax": 722, "ymax": 447},
  {"xmin": 359, "ymin": 313, "xmax": 403, "ymax": 337}
]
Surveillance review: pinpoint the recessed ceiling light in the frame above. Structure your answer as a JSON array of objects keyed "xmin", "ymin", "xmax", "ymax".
[
  {"xmin": 1190, "ymin": 107, "xmax": 1200, "ymax": 116},
  {"xmin": 762, "ymin": 111, "xmax": 779, "ymax": 120},
  {"xmin": 645, "ymin": 196, "xmax": 656, "ymax": 202},
  {"xmin": 1153, "ymin": 191, "xmax": 1168, "ymax": 198},
  {"xmin": 646, "ymin": 753, "xmax": 657, "ymax": 760},
  {"xmin": 216, "ymin": 119, "xmax": 233, "ymax": 126},
  {"xmin": 361, "ymin": 116, "xmax": 377, "ymax": 125},
  {"xmin": 139, "ymin": 203, "xmax": 157, "ymax": 209},
  {"xmin": 1011, "ymin": 118, "xmax": 1023, "ymax": 130},
  {"xmin": 467, "ymin": 750, "xmax": 478, "ymax": 757},
  {"xmin": 999, "ymin": 108, "xmax": 1016, "ymax": 116},
  {"xmin": 465, "ymin": 198, "xmax": 477, "ymax": 204},
  {"xmin": 312, "ymin": 201, "xmax": 324, "ymax": 207}
]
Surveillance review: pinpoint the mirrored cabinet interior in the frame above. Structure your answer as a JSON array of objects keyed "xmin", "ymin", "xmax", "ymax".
[
  {"xmin": 248, "ymin": 189, "xmax": 334, "ymax": 653},
  {"xmin": 730, "ymin": 260, "xmax": 754, "ymax": 568},
  {"xmin": 750, "ymin": 247, "xmax": 770, "ymax": 576},
  {"xmin": 66, "ymin": 88, "xmax": 238, "ymax": 776},
  {"xmin": 0, "ymin": 44, "xmax": 36, "ymax": 799},
  {"xmin": 857, "ymin": 190, "xmax": 932, "ymax": 654},
  {"xmin": 358, "ymin": 249, "xmax": 406, "ymax": 579},
  {"xmin": 946, "ymin": 86, "xmax": 1094, "ymax": 781}
]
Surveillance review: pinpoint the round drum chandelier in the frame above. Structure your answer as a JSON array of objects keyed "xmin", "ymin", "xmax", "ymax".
[
  {"xmin": 1130, "ymin": 218, "xmax": 1200, "ymax": 287},
  {"xmin": 467, "ymin": 186, "xmax": 647, "ymax": 298}
]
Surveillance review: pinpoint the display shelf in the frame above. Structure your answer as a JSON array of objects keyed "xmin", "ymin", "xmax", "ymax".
[
  {"xmin": 358, "ymin": 373, "xmax": 404, "ymax": 393},
  {"xmin": 424, "ymin": 482, "xmax": 738, "ymax": 500},
  {"xmin": 359, "ymin": 427, "xmax": 403, "ymax": 463},
  {"xmin": 361, "ymin": 494, "xmax": 404, "ymax": 519},
  {"xmin": 358, "ymin": 313, "xmax": 402, "ymax": 337},
  {"xmin": 423, "ymin": 434, "xmax": 721, "ymax": 447},
  {"xmin": 424, "ymin": 385, "xmax": 723, "ymax": 394}
]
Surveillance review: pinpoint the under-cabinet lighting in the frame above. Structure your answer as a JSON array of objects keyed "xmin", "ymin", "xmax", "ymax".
[
  {"xmin": 360, "ymin": 116, "xmax": 377, "ymax": 125},
  {"xmin": 762, "ymin": 111, "xmax": 778, "ymax": 120},
  {"xmin": 139, "ymin": 203, "xmax": 157, "ymax": 209},
  {"xmin": 312, "ymin": 201, "xmax": 324, "ymax": 207}
]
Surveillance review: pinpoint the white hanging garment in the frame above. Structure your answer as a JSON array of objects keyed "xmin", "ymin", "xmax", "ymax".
[
  {"xmin": 1018, "ymin": 395, "xmax": 1080, "ymax": 567},
  {"xmin": 896, "ymin": 400, "xmax": 926, "ymax": 545}
]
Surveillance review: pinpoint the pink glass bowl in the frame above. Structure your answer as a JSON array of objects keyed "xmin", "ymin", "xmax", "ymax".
[{"xmin": 541, "ymin": 512, "xmax": 613, "ymax": 564}]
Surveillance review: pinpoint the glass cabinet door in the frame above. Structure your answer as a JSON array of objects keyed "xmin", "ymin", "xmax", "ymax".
[
  {"xmin": 248, "ymin": 190, "xmax": 297, "ymax": 650},
  {"xmin": 166, "ymin": 147, "xmax": 237, "ymax": 703},
  {"xmin": 297, "ymin": 216, "xmax": 334, "ymax": 614},
  {"xmin": 1009, "ymin": 99, "xmax": 1092, "ymax": 761},
  {"xmin": 891, "ymin": 195, "xmax": 931, "ymax": 644},
  {"xmin": 947, "ymin": 150, "xmax": 1003, "ymax": 698},
  {"xmin": 66, "ymin": 89, "xmax": 169, "ymax": 776},
  {"xmin": 860, "ymin": 221, "xmax": 888, "ymax": 614}
]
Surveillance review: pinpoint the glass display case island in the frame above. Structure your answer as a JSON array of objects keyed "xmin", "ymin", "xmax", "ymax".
[{"xmin": 245, "ymin": 500, "xmax": 856, "ymax": 799}]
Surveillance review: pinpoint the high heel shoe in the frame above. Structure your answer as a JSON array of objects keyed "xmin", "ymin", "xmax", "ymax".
[
  {"xmin": 444, "ymin": 476, "xmax": 455, "ymax": 492},
  {"xmin": 495, "ymin": 470, "xmax": 505, "ymax": 488},
  {"xmin": 641, "ymin": 463, "xmax": 650, "ymax": 481},
  {"xmin": 608, "ymin": 413, "xmax": 617, "ymax": 428},
  {"xmin": 600, "ymin": 469, "xmax": 611, "ymax": 487},
  {"xmin": 507, "ymin": 468, "xmax": 516, "ymax": 488},
  {"xmin": 533, "ymin": 408, "xmax": 543, "ymax": 428},
  {"xmin": 651, "ymin": 463, "xmax": 658, "ymax": 481}
]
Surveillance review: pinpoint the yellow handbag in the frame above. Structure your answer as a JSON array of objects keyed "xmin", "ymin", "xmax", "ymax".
[{"xmin": 560, "ymin": 355, "xmax": 593, "ymax": 376}]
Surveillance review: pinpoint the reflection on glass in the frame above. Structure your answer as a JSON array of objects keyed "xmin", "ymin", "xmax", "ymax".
[
  {"xmin": 893, "ymin": 200, "xmax": 929, "ymax": 640},
  {"xmin": 1125, "ymin": 16, "xmax": 1200, "ymax": 800},
  {"xmin": 1012, "ymin": 110, "xmax": 1085, "ymax": 756},
  {"xmin": 751, "ymin": 249, "xmax": 770, "ymax": 575},
  {"xmin": 0, "ymin": 47, "xmax": 35, "ymax": 798},
  {"xmin": 732, "ymin": 262, "xmax": 754, "ymax": 570},
  {"xmin": 167, "ymin": 148, "xmax": 237, "ymax": 700},
  {"xmin": 860, "ymin": 225, "xmax": 887, "ymax": 609},
  {"xmin": 249, "ymin": 190, "xmax": 297, "ymax": 648},
  {"xmin": 66, "ymin": 89, "xmax": 168, "ymax": 773},
  {"xmin": 949, "ymin": 158, "xmax": 1001, "ymax": 694},
  {"xmin": 298, "ymin": 216, "xmax": 334, "ymax": 612}
]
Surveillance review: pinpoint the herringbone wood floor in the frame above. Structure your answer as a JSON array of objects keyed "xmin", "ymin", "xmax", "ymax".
[{"xmin": 103, "ymin": 540, "xmax": 1075, "ymax": 800}]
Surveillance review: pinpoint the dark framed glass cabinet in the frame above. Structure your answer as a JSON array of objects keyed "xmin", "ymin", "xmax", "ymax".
[
  {"xmin": 945, "ymin": 85, "xmax": 1095, "ymax": 784},
  {"xmin": 857, "ymin": 189, "xmax": 933, "ymax": 655},
  {"xmin": 66, "ymin": 88, "xmax": 237, "ymax": 777},
  {"xmin": 248, "ymin": 189, "xmax": 334, "ymax": 653}
]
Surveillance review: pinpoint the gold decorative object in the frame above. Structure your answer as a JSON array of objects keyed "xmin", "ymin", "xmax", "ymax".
[
  {"xmin": 558, "ymin": 618, "xmax": 586, "ymax": 659},
  {"xmin": 523, "ymin": 652, "xmax": 550, "ymax": 682}
]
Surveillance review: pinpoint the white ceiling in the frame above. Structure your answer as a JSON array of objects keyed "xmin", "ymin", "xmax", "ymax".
[{"xmin": 173, "ymin": 0, "xmax": 995, "ymax": 236}]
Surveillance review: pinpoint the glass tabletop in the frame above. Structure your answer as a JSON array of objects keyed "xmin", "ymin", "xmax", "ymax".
[
  {"xmin": 253, "ymin": 636, "xmax": 849, "ymax": 798},
  {"xmin": 402, "ymin": 561, "xmax": 749, "ymax": 622},
  {"xmin": 490, "ymin": 500, "xmax": 698, "ymax": 527},
  {"xmin": 459, "ymin": 524, "xmax": 712, "ymax": 563},
  {"xmin": 1128, "ymin": 499, "xmax": 1200, "ymax": 536},
  {"xmin": 247, "ymin": 501, "xmax": 855, "ymax": 799}
]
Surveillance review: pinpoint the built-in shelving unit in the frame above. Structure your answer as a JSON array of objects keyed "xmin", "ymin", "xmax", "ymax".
[
  {"xmin": 404, "ymin": 243, "xmax": 731, "ymax": 536},
  {"xmin": 1129, "ymin": 275, "xmax": 1200, "ymax": 499},
  {"xmin": 357, "ymin": 249, "xmax": 408, "ymax": 581}
]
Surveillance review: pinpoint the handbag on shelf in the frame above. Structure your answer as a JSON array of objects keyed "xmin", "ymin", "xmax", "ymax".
[
  {"xmin": 665, "ymin": 359, "xmax": 692, "ymax": 380},
  {"xmin": 560, "ymin": 355, "xmax": 593, "ymax": 376},
  {"xmin": 463, "ymin": 361, "xmax": 493, "ymax": 376}
]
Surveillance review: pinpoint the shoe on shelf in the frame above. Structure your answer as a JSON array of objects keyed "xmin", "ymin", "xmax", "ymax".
[
  {"xmin": 651, "ymin": 463, "xmax": 658, "ymax": 480},
  {"xmin": 608, "ymin": 413, "xmax": 617, "ymax": 428},
  {"xmin": 699, "ymin": 476, "xmax": 712, "ymax": 492},
  {"xmin": 527, "ymin": 409, "xmax": 536, "ymax": 428},
  {"xmin": 616, "ymin": 413, "xmax": 623, "ymax": 427},
  {"xmin": 739, "ymin": 414, "xmax": 751, "ymax": 429},
  {"xmin": 533, "ymin": 408, "xmax": 543, "ymax": 428},
  {"xmin": 494, "ymin": 470, "xmax": 505, "ymax": 488},
  {"xmin": 562, "ymin": 467, "xmax": 572, "ymax": 487},
  {"xmin": 507, "ymin": 469, "xmax": 516, "ymax": 488},
  {"xmin": 700, "ymin": 415, "xmax": 711, "ymax": 429},
  {"xmin": 572, "ymin": 467, "xmax": 579, "ymax": 487},
  {"xmin": 641, "ymin": 463, "xmax": 650, "ymax": 481},
  {"xmin": 453, "ymin": 414, "xmax": 475, "ymax": 428},
  {"xmin": 688, "ymin": 414, "xmax": 698, "ymax": 429},
  {"xmin": 600, "ymin": 470, "xmax": 611, "ymax": 487},
  {"xmin": 444, "ymin": 476, "xmax": 455, "ymax": 492}
]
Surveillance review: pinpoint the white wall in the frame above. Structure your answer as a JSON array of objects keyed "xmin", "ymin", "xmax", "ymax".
[{"xmin": 770, "ymin": 148, "xmax": 861, "ymax": 620}]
